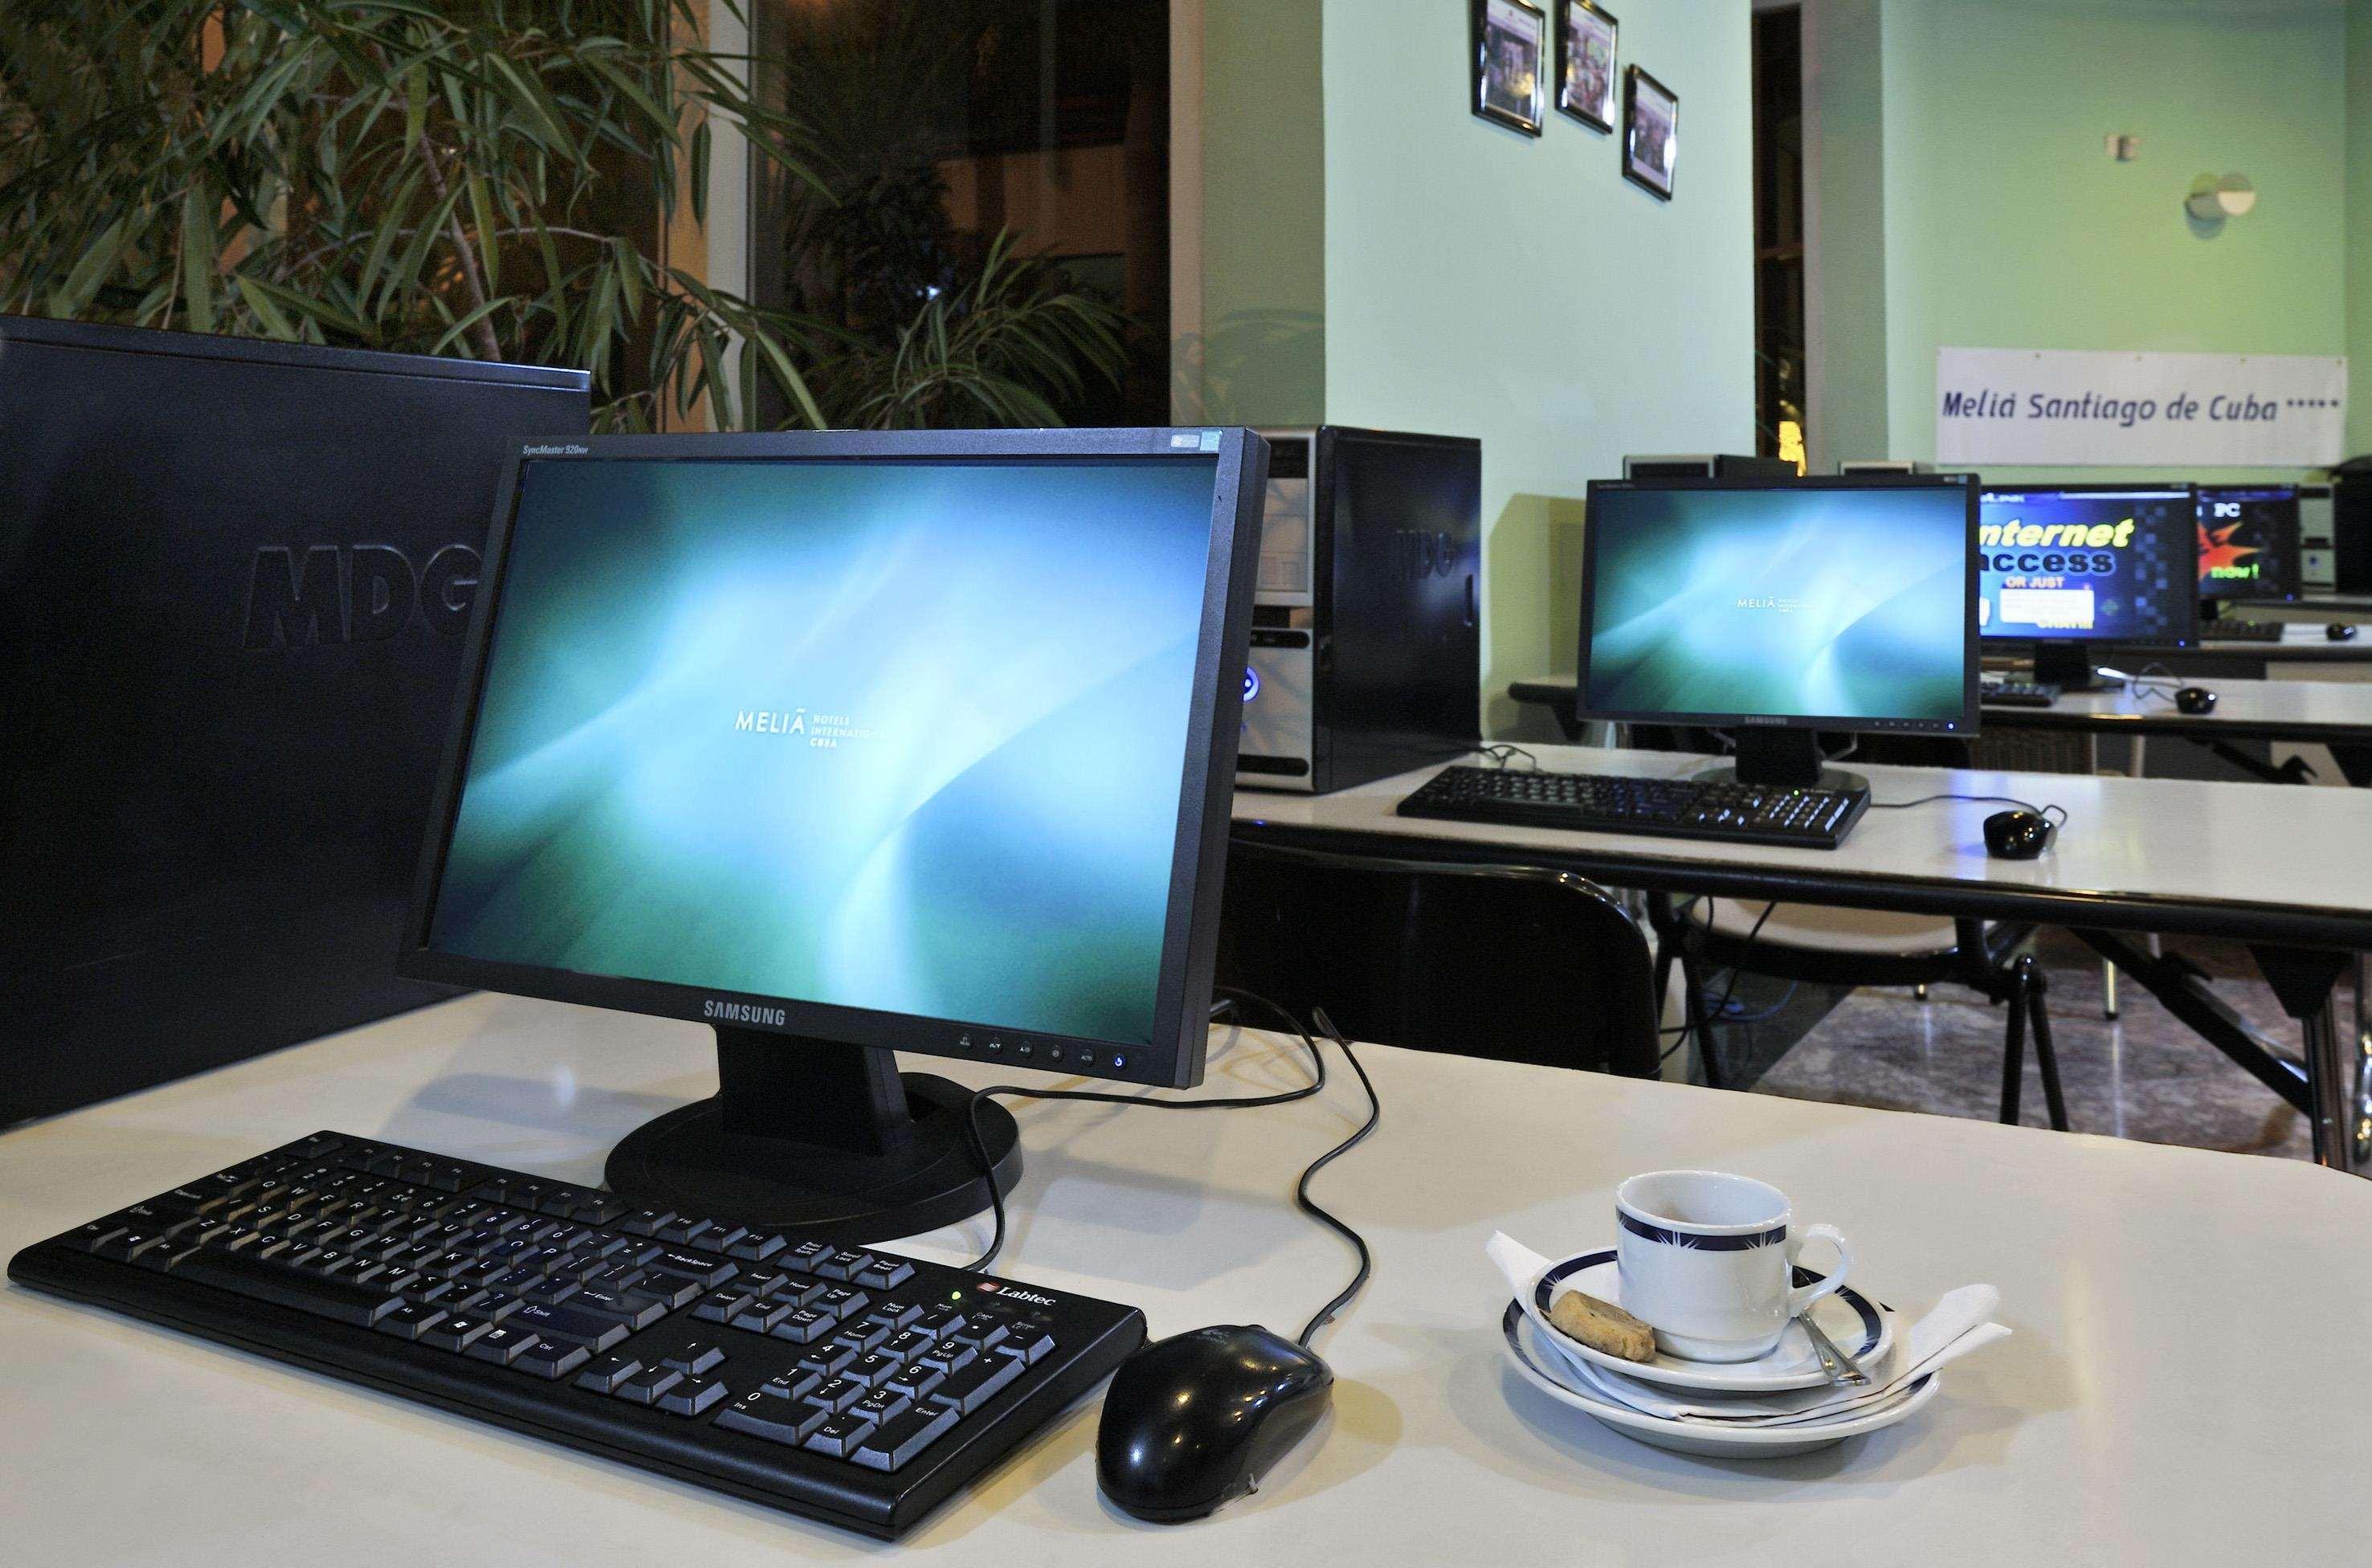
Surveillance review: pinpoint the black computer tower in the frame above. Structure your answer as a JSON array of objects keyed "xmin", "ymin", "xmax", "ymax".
[
  {"xmin": 1237, "ymin": 427, "xmax": 1481, "ymax": 793},
  {"xmin": 2333, "ymin": 472, "xmax": 2372, "ymax": 593},
  {"xmin": 0, "ymin": 317, "xmax": 590, "ymax": 1123}
]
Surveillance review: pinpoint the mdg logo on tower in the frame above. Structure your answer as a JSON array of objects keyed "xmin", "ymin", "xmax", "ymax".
[{"xmin": 242, "ymin": 543, "xmax": 480, "ymax": 648}]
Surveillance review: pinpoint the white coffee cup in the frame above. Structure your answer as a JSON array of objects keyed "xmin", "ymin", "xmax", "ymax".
[{"xmin": 1615, "ymin": 1170, "xmax": 1854, "ymax": 1362}]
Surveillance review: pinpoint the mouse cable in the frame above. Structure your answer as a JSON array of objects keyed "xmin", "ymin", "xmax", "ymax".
[
  {"xmin": 1868, "ymin": 792, "xmax": 2068, "ymax": 827},
  {"xmin": 957, "ymin": 986, "xmax": 1381, "ymax": 1350}
]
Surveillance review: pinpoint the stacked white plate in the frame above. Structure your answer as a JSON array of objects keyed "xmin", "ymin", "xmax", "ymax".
[{"xmin": 1499, "ymin": 1247, "xmax": 1940, "ymax": 1458}]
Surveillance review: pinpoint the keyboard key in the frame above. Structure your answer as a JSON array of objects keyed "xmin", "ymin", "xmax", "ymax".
[
  {"xmin": 464, "ymin": 1325, "xmax": 540, "ymax": 1366},
  {"xmin": 804, "ymin": 1377, "xmax": 864, "ymax": 1414},
  {"xmin": 504, "ymin": 1301, "xmax": 632, "ymax": 1352},
  {"xmin": 840, "ymin": 1319, "xmax": 892, "ymax": 1353},
  {"xmin": 693, "ymin": 1289, "xmax": 753, "ymax": 1325},
  {"xmin": 574, "ymin": 1354, "xmax": 644, "ymax": 1394},
  {"xmin": 813, "ymin": 1249, "xmax": 872, "ymax": 1282},
  {"xmin": 716, "ymin": 1392, "xmax": 828, "ymax": 1448},
  {"xmin": 920, "ymin": 1339, "xmax": 976, "ymax": 1374},
  {"xmin": 802, "ymin": 1412, "xmax": 876, "ymax": 1460},
  {"xmin": 767, "ymin": 1278, "xmax": 826, "ymax": 1309},
  {"xmin": 853, "ymin": 1404, "xmax": 958, "ymax": 1472},
  {"xmin": 812, "ymin": 1286, "xmax": 868, "ymax": 1319},
  {"xmin": 423, "ymin": 1313, "xmax": 495, "ymax": 1351},
  {"xmin": 655, "ymin": 1217, "xmax": 712, "ymax": 1244},
  {"xmin": 798, "ymin": 1341, "xmax": 860, "ymax": 1378},
  {"xmin": 570, "ymin": 1285, "xmax": 667, "ymax": 1329},
  {"xmin": 868, "ymin": 1298, "xmax": 925, "ymax": 1332},
  {"xmin": 645, "ymin": 1248, "xmax": 736, "ymax": 1288},
  {"xmin": 768, "ymin": 1308, "xmax": 834, "ymax": 1345},
  {"xmin": 659, "ymin": 1375, "xmax": 727, "ymax": 1416},
  {"xmin": 618, "ymin": 1209, "xmax": 676, "ymax": 1237},
  {"xmin": 660, "ymin": 1341, "xmax": 725, "ymax": 1375},
  {"xmin": 1005, "ymin": 1328, "xmax": 1057, "ymax": 1365},
  {"xmin": 726, "ymin": 1233, "xmax": 786, "ymax": 1263},
  {"xmin": 614, "ymin": 1366, "xmax": 682, "ymax": 1406},
  {"xmin": 63, "ymin": 1221, "xmax": 127, "ymax": 1252},
  {"xmin": 689, "ymin": 1223, "xmax": 748, "ymax": 1255},
  {"xmin": 845, "ymin": 1352, "xmax": 903, "ymax": 1389},
  {"xmin": 912, "ymin": 1307, "xmax": 966, "ymax": 1339},
  {"xmin": 731, "ymin": 1301, "xmax": 790, "ymax": 1334},
  {"xmin": 374, "ymin": 1303, "xmax": 448, "ymax": 1341},
  {"xmin": 631, "ymin": 1274, "xmax": 701, "ymax": 1311},
  {"xmin": 779, "ymin": 1239, "xmax": 831, "ymax": 1273},
  {"xmin": 881, "ymin": 1329, "xmax": 934, "ymax": 1362},
  {"xmin": 929, "ymin": 1352, "xmax": 1023, "ymax": 1414},
  {"xmin": 886, "ymin": 1362, "xmax": 946, "ymax": 1401},
  {"xmin": 760, "ymin": 1369, "xmax": 821, "ymax": 1402},
  {"xmin": 514, "ymin": 1341, "xmax": 590, "ymax": 1380},
  {"xmin": 172, "ymin": 1247, "xmax": 407, "ymax": 1326},
  {"xmin": 854, "ymin": 1259, "xmax": 914, "ymax": 1290},
  {"xmin": 851, "ymin": 1386, "xmax": 911, "ymax": 1424}
]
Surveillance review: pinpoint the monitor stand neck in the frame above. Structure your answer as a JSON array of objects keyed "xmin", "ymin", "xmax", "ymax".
[
  {"xmin": 2031, "ymin": 641, "xmax": 2104, "ymax": 690},
  {"xmin": 1695, "ymin": 727, "xmax": 1868, "ymax": 795},
  {"xmin": 605, "ymin": 1028, "xmax": 1021, "ymax": 1244}
]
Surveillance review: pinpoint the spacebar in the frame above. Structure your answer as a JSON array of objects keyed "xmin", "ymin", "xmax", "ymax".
[{"xmin": 170, "ymin": 1249, "xmax": 406, "ymax": 1326}]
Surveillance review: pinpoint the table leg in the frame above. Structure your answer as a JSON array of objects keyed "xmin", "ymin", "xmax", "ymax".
[
  {"xmin": 2069, "ymin": 930, "xmax": 2311, "ymax": 1114},
  {"xmin": 2249, "ymin": 945, "xmax": 2369, "ymax": 1177},
  {"xmin": 2329, "ymin": 743, "xmax": 2372, "ymax": 788}
]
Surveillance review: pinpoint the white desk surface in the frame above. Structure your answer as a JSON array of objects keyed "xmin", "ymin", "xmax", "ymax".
[
  {"xmin": 1509, "ymin": 671, "xmax": 2372, "ymax": 741},
  {"xmin": 4, "ymin": 993, "xmax": 2366, "ymax": 1562},
  {"xmin": 1234, "ymin": 745, "xmax": 2372, "ymax": 948}
]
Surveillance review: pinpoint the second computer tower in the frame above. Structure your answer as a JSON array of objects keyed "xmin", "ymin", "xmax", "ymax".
[{"xmin": 1238, "ymin": 427, "xmax": 1481, "ymax": 793}]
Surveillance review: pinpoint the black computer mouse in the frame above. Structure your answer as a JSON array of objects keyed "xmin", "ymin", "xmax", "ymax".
[
  {"xmin": 2330, "ymin": 623, "xmax": 2359, "ymax": 642},
  {"xmin": 1096, "ymin": 1324, "xmax": 1333, "ymax": 1523},
  {"xmin": 2175, "ymin": 686, "xmax": 2218, "ymax": 715},
  {"xmin": 1984, "ymin": 810, "xmax": 2056, "ymax": 860}
]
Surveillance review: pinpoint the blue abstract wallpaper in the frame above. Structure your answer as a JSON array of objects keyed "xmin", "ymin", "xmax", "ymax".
[
  {"xmin": 427, "ymin": 456, "xmax": 1222, "ymax": 1045},
  {"xmin": 1584, "ymin": 486, "xmax": 1969, "ymax": 721}
]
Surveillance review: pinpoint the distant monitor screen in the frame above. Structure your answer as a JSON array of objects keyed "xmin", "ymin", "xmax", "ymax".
[
  {"xmin": 423, "ymin": 455, "xmax": 1223, "ymax": 1047},
  {"xmin": 2197, "ymin": 486, "xmax": 2301, "ymax": 601},
  {"xmin": 1978, "ymin": 488, "xmax": 2193, "ymax": 643},
  {"xmin": 1580, "ymin": 482, "xmax": 1974, "ymax": 728}
]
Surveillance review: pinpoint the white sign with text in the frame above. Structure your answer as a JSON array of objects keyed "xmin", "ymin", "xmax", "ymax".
[{"xmin": 1934, "ymin": 348, "xmax": 2347, "ymax": 467}]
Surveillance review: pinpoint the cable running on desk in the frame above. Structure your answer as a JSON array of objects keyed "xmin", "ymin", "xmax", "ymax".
[{"xmin": 960, "ymin": 986, "xmax": 1381, "ymax": 1350}]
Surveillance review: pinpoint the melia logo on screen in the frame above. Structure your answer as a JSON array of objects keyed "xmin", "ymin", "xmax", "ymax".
[
  {"xmin": 733, "ymin": 706, "xmax": 888, "ymax": 750},
  {"xmin": 1736, "ymin": 595, "xmax": 1803, "ymax": 615}
]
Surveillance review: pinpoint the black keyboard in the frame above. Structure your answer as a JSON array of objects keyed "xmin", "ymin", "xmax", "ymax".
[
  {"xmin": 2210, "ymin": 619, "xmax": 2288, "ymax": 642},
  {"xmin": 7, "ymin": 1131, "xmax": 1146, "ymax": 1540},
  {"xmin": 1981, "ymin": 680, "xmax": 2061, "ymax": 708},
  {"xmin": 1398, "ymin": 764, "xmax": 1868, "ymax": 848}
]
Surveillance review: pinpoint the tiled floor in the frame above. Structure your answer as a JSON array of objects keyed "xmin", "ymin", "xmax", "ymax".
[{"xmin": 1720, "ymin": 932, "xmax": 2353, "ymax": 1162}]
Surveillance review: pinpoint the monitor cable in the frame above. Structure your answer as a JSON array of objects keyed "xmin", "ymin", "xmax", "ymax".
[
  {"xmin": 1868, "ymin": 792, "xmax": 2068, "ymax": 828},
  {"xmin": 957, "ymin": 986, "xmax": 1382, "ymax": 1350}
]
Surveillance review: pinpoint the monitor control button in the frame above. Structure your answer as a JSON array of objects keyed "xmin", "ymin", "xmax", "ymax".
[
  {"xmin": 985, "ymin": 1039, "xmax": 1003, "ymax": 1056},
  {"xmin": 1045, "ymin": 1047, "xmax": 1065, "ymax": 1065},
  {"xmin": 1015, "ymin": 1043, "xmax": 1035, "ymax": 1060},
  {"xmin": 1108, "ymin": 1054, "xmax": 1128, "ymax": 1073}
]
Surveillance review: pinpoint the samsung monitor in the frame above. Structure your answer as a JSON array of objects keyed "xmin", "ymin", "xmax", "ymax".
[
  {"xmin": 1578, "ymin": 476, "xmax": 1979, "ymax": 790},
  {"xmin": 0, "ymin": 316, "xmax": 589, "ymax": 1125},
  {"xmin": 401, "ymin": 429, "xmax": 1268, "ymax": 1239},
  {"xmin": 1977, "ymin": 484, "xmax": 2197, "ymax": 688},
  {"xmin": 2196, "ymin": 484, "xmax": 2302, "ymax": 609}
]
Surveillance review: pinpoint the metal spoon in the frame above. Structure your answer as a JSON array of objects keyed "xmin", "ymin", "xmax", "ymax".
[{"xmin": 1799, "ymin": 1312, "xmax": 1872, "ymax": 1386}]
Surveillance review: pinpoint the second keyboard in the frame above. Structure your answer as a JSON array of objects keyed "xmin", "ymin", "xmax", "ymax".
[{"xmin": 1398, "ymin": 764, "xmax": 1868, "ymax": 848}]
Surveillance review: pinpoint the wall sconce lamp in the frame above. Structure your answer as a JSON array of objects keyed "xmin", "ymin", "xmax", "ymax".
[{"xmin": 2185, "ymin": 173, "xmax": 2256, "ymax": 223}]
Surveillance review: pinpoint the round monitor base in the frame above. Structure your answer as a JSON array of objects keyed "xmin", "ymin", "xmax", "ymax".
[
  {"xmin": 1691, "ymin": 760, "xmax": 1870, "ymax": 796},
  {"xmin": 605, "ymin": 1073, "xmax": 1021, "ymax": 1247}
]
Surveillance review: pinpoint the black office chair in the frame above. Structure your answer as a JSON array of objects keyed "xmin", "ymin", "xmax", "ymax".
[
  {"xmin": 1648, "ymin": 897, "xmax": 2070, "ymax": 1130},
  {"xmin": 1218, "ymin": 838, "xmax": 1661, "ymax": 1078}
]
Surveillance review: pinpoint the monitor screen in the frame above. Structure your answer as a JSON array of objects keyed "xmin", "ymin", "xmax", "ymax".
[
  {"xmin": 1978, "ymin": 487, "xmax": 2194, "ymax": 644},
  {"xmin": 418, "ymin": 451, "xmax": 1228, "ymax": 1052},
  {"xmin": 1578, "ymin": 480, "xmax": 1976, "ymax": 731},
  {"xmin": 2197, "ymin": 485, "xmax": 2301, "ymax": 601}
]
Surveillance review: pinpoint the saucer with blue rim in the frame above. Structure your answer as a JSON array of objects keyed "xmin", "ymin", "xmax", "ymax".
[{"xmin": 1524, "ymin": 1247, "xmax": 1894, "ymax": 1394}]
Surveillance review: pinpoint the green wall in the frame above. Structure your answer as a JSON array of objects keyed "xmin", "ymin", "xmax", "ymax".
[
  {"xmin": 1318, "ymin": 0, "xmax": 1757, "ymax": 735},
  {"xmin": 1815, "ymin": 0, "xmax": 2353, "ymax": 485},
  {"xmin": 1193, "ymin": 0, "xmax": 1327, "ymax": 427},
  {"xmin": 1807, "ymin": 0, "xmax": 1892, "ymax": 472},
  {"xmin": 2351, "ymin": 0, "xmax": 2372, "ymax": 456}
]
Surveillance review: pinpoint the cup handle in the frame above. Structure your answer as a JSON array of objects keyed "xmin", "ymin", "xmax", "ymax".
[{"xmin": 1783, "ymin": 1223, "xmax": 1854, "ymax": 1317}]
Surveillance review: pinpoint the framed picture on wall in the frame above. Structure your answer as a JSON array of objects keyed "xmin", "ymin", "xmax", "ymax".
[
  {"xmin": 1622, "ymin": 66, "xmax": 1679, "ymax": 198},
  {"xmin": 1472, "ymin": 0, "xmax": 1548, "ymax": 137},
  {"xmin": 1555, "ymin": 1, "xmax": 1619, "ymax": 133}
]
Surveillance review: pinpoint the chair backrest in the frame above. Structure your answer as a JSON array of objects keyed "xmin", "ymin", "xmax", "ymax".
[{"xmin": 1218, "ymin": 839, "xmax": 1660, "ymax": 1078}]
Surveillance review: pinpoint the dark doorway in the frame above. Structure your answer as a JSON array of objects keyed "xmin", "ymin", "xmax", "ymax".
[{"xmin": 1752, "ymin": 7, "xmax": 1807, "ymax": 469}]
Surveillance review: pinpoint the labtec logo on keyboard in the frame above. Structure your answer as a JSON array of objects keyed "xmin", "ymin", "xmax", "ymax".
[
  {"xmin": 242, "ymin": 543, "xmax": 480, "ymax": 648},
  {"xmin": 974, "ymin": 1281, "xmax": 1059, "ymax": 1307}
]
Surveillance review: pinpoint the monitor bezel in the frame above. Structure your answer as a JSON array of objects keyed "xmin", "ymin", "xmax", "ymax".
[
  {"xmin": 396, "ymin": 427, "xmax": 1268, "ymax": 1092},
  {"xmin": 1975, "ymin": 482, "xmax": 2202, "ymax": 648},
  {"xmin": 2195, "ymin": 484, "xmax": 2304, "ymax": 604},
  {"xmin": 1576, "ymin": 473, "xmax": 1982, "ymax": 738}
]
